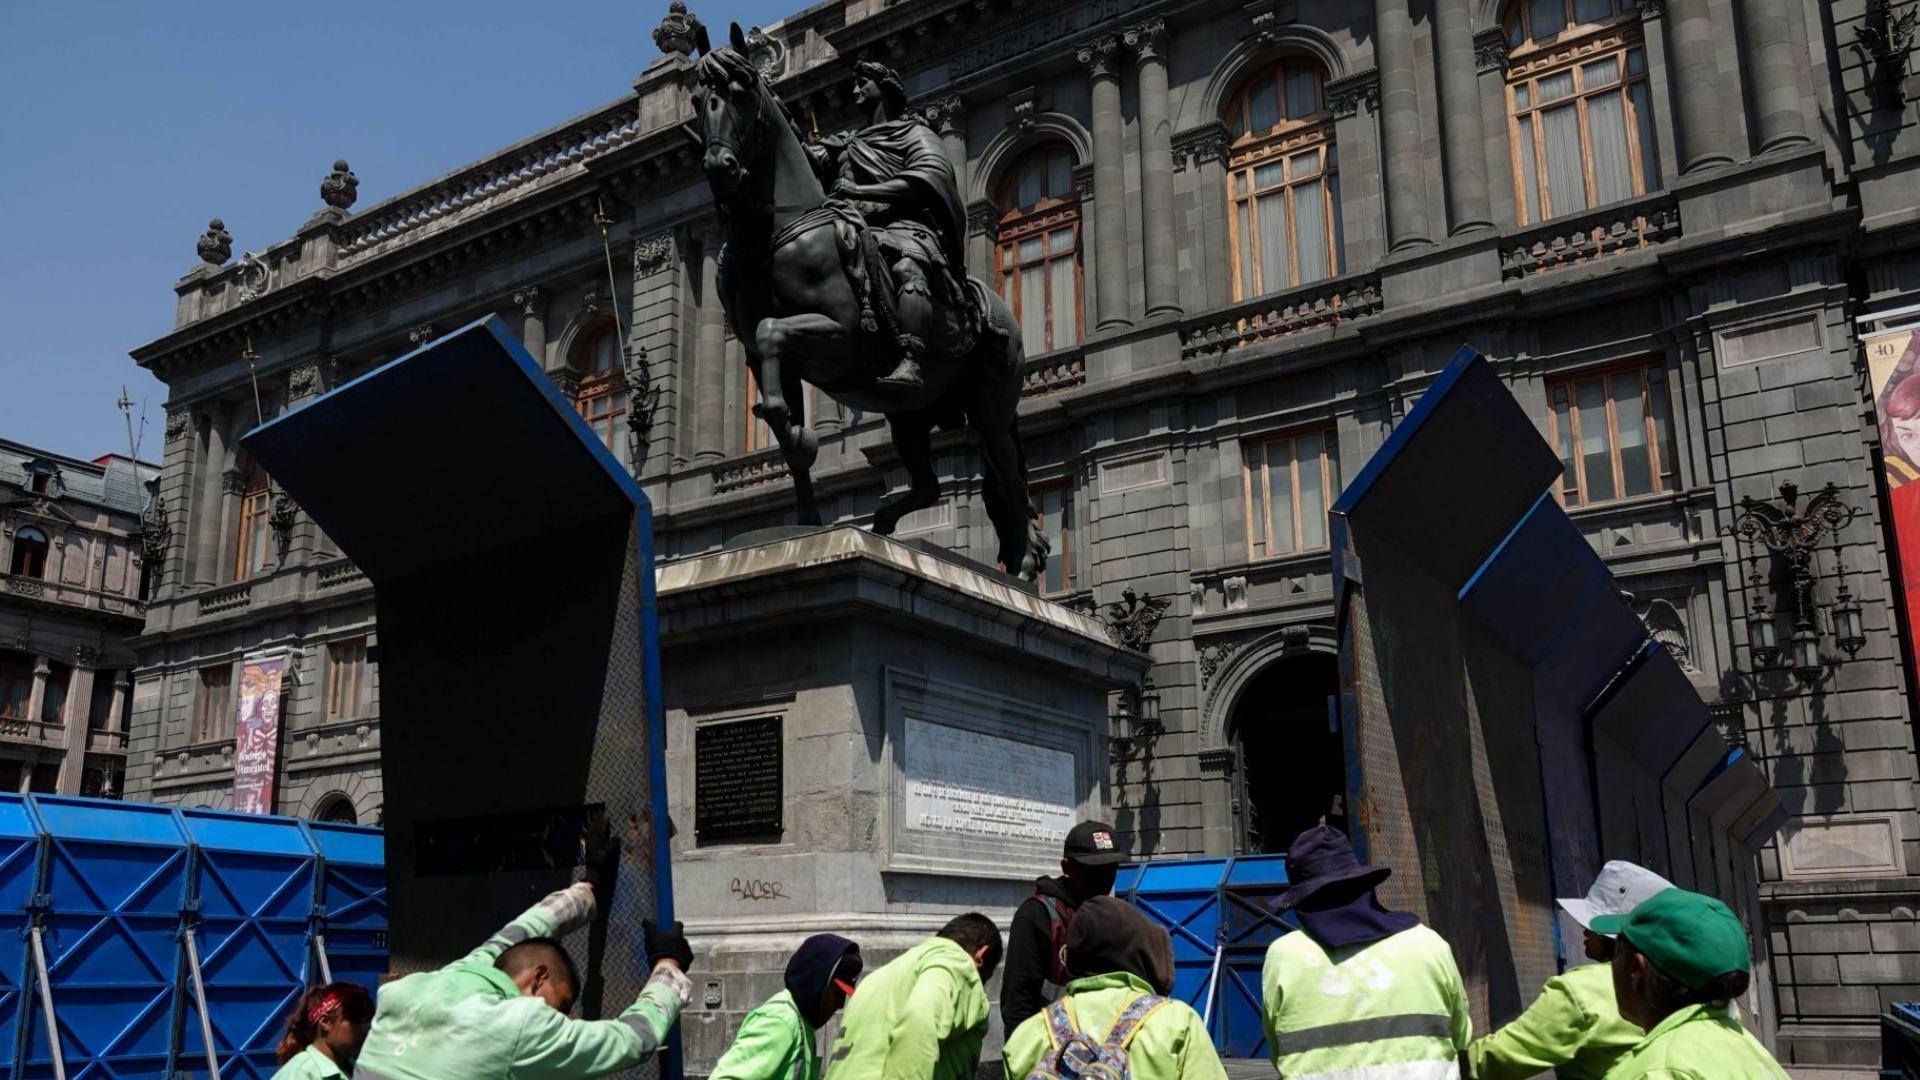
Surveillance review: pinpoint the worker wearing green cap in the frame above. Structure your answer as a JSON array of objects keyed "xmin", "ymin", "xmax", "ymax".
[{"xmin": 1590, "ymin": 888, "xmax": 1787, "ymax": 1079}]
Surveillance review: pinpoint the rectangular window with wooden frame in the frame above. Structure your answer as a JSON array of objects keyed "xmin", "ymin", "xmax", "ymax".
[
  {"xmin": 1225, "ymin": 61, "xmax": 1344, "ymax": 301},
  {"xmin": 235, "ymin": 464, "xmax": 272, "ymax": 580},
  {"xmin": 1546, "ymin": 361, "xmax": 1679, "ymax": 507},
  {"xmin": 1245, "ymin": 429, "xmax": 1340, "ymax": 559},
  {"xmin": 196, "ymin": 664, "xmax": 232, "ymax": 743},
  {"xmin": 995, "ymin": 145, "xmax": 1083, "ymax": 355},
  {"xmin": 1505, "ymin": 1, "xmax": 1658, "ymax": 226},
  {"xmin": 326, "ymin": 638, "xmax": 368, "ymax": 722},
  {"xmin": 1033, "ymin": 482, "xmax": 1073, "ymax": 596}
]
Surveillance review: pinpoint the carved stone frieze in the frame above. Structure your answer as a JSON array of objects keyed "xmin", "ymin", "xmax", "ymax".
[
  {"xmin": 633, "ymin": 231, "xmax": 676, "ymax": 277},
  {"xmin": 287, "ymin": 362, "xmax": 321, "ymax": 399},
  {"xmin": 165, "ymin": 409, "xmax": 192, "ymax": 445},
  {"xmin": 1171, "ymin": 123, "xmax": 1229, "ymax": 172}
]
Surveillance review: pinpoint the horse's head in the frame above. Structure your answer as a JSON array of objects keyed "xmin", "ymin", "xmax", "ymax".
[{"xmin": 694, "ymin": 23, "xmax": 772, "ymax": 200}]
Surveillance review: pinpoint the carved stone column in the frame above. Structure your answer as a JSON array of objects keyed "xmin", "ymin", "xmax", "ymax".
[
  {"xmin": 1374, "ymin": 0, "xmax": 1433, "ymax": 249},
  {"xmin": 514, "ymin": 286, "xmax": 550, "ymax": 369},
  {"xmin": 1433, "ymin": 0, "xmax": 1492, "ymax": 233},
  {"xmin": 695, "ymin": 225, "xmax": 729, "ymax": 461},
  {"xmin": 1078, "ymin": 36, "xmax": 1133, "ymax": 330},
  {"xmin": 928, "ymin": 96, "xmax": 969, "ymax": 202},
  {"xmin": 1126, "ymin": 19, "xmax": 1182, "ymax": 317},
  {"xmin": 1659, "ymin": 0, "xmax": 1734, "ymax": 171},
  {"xmin": 191, "ymin": 401, "xmax": 229, "ymax": 588},
  {"xmin": 26, "ymin": 657, "xmax": 49, "ymax": 732},
  {"xmin": 1736, "ymin": 0, "xmax": 1811, "ymax": 151}
]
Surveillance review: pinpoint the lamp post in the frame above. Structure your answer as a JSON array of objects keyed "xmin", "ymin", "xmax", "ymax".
[
  {"xmin": 1728, "ymin": 481, "xmax": 1863, "ymax": 688},
  {"xmin": 1110, "ymin": 677, "xmax": 1164, "ymax": 764}
]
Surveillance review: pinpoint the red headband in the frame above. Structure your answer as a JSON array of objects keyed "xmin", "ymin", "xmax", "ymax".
[{"xmin": 307, "ymin": 994, "xmax": 343, "ymax": 1026}]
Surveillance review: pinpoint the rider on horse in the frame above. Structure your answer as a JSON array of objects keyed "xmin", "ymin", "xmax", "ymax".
[{"xmin": 805, "ymin": 60, "xmax": 976, "ymax": 393}]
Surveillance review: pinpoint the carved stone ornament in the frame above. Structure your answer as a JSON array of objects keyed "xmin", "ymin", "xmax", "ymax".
[
  {"xmin": 197, "ymin": 218, "xmax": 233, "ymax": 266},
  {"xmin": 235, "ymin": 251, "xmax": 273, "ymax": 301},
  {"xmin": 287, "ymin": 362, "xmax": 321, "ymax": 398},
  {"xmin": 222, "ymin": 468, "xmax": 248, "ymax": 496},
  {"xmin": 513, "ymin": 285, "xmax": 546, "ymax": 316},
  {"xmin": 744, "ymin": 25, "xmax": 788, "ymax": 78},
  {"xmin": 1640, "ymin": 598, "xmax": 1695, "ymax": 672},
  {"xmin": 1634, "ymin": 0, "xmax": 1665, "ymax": 17},
  {"xmin": 1073, "ymin": 162, "xmax": 1096, "ymax": 200},
  {"xmin": 320, "ymin": 159, "xmax": 359, "ymax": 210},
  {"xmin": 623, "ymin": 340, "xmax": 657, "ymax": 444},
  {"xmin": 1103, "ymin": 588, "xmax": 1171, "ymax": 652},
  {"xmin": 1326, "ymin": 70, "xmax": 1380, "ymax": 119},
  {"xmin": 268, "ymin": 487, "xmax": 298, "ymax": 543},
  {"xmin": 633, "ymin": 231, "xmax": 676, "ymax": 277},
  {"xmin": 924, "ymin": 94, "xmax": 965, "ymax": 136},
  {"xmin": 165, "ymin": 408, "xmax": 192, "ymax": 444},
  {"xmin": 1856, "ymin": 0, "xmax": 1919, "ymax": 81},
  {"xmin": 1198, "ymin": 639, "xmax": 1243, "ymax": 690},
  {"xmin": 654, "ymin": 0, "xmax": 705, "ymax": 57},
  {"xmin": 966, "ymin": 199, "xmax": 1000, "ymax": 238},
  {"xmin": 1076, "ymin": 35, "xmax": 1121, "ymax": 79},
  {"xmin": 1123, "ymin": 19, "xmax": 1167, "ymax": 62},
  {"xmin": 408, "ymin": 324, "xmax": 439, "ymax": 345},
  {"xmin": 1172, "ymin": 123, "xmax": 1229, "ymax": 172},
  {"xmin": 140, "ymin": 494, "xmax": 170, "ymax": 570},
  {"xmin": 1473, "ymin": 28, "xmax": 1509, "ymax": 73}
]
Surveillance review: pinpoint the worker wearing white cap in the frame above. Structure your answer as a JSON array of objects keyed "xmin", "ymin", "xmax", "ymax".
[{"xmin": 1466, "ymin": 860, "xmax": 1675, "ymax": 1080}]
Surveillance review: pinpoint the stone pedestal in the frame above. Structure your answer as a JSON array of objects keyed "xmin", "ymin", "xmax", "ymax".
[{"xmin": 656, "ymin": 528, "xmax": 1147, "ymax": 1075}]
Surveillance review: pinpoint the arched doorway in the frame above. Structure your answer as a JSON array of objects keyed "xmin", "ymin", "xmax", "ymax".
[
  {"xmin": 313, "ymin": 793, "xmax": 358, "ymax": 824},
  {"xmin": 1227, "ymin": 652, "xmax": 1345, "ymax": 853}
]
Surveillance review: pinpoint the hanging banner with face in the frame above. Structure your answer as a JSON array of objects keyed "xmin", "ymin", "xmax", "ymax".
[
  {"xmin": 232, "ymin": 653, "xmax": 287, "ymax": 814},
  {"xmin": 1867, "ymin": 328, "xmax": 1920, "ymax": 678}
]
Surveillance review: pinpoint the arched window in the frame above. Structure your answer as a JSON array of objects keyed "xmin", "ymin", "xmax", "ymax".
[
  {"xmin": 573, "ymin": 322, "xmax": 627, "ymax": 452},
  {"xmin": 9, "ymin": 527, "xmax": 49, "ymax": 579},
  {"xmin": 1504, "ymin": 0, "xmax": 1658, "ymax": 224},
  {"xmin": 314, "ymin": 793, "xmax": 358, "ymax": 825},
  {"xmin": 994, "ymin": 144, "xmax": 1083, "ymax": 354},
  {"xmin": 234, "ymin": 461, "xmax": 271, "ymax": 579},
  {"xmin": 1225, "ymin": 59, "xmax": 1343, "ymax": 300}
]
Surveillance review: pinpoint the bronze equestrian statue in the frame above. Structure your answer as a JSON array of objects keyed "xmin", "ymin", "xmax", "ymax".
[{"xmin": 693, "ymin": 24, "xmax": 1050, "ymax": 582}]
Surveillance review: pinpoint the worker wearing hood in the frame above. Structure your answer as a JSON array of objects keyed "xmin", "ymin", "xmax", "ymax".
[
  {"xmin": 713, "ymin": 934, "xmax": 863, "ymax": 1080},
  {"xmin": 1002, "ymin": 897, "xmax": 1226, "ymax": 1080}
]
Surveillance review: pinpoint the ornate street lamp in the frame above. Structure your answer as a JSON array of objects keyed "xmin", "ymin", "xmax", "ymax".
[
  {"xmin": 1728, "ymin": 481, "xmax": 1864, "ymax": 688},
  {"xmin": 1110, "ymin": 677, "xmax": 1165, "ymax": 764}
]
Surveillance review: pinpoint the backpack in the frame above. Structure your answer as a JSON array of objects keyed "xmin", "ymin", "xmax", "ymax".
[
  {"xmin": 1035, "ymin": 893, "xmax": 1076, "ymax": 998},
  {"xmin": 1021, "ymin": 992, "xmax": 1169, "ymax": 1080}
]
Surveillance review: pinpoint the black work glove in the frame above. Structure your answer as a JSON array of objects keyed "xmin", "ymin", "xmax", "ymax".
[
  {"xmin": 577, "ymin": 810, "xmax": 621, "ymax": 896},
  {"xmin": 644, "ymin": 918, "xmax": 695, "ymax": 972}
]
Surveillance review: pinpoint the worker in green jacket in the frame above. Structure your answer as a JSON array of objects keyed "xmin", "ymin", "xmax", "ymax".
[
  {"xmin": 1468, "ymin": 860, "xmax": 1673, "ymax": 1080},
  {"xmin": 1261, "ymin": 826, "xmax": 1472, "ymax": 1079},
  {"xmin": 354, "ymin": 867, "xmax": 695, "ymax": 1080},
  {"xmin": 1592, "ymin": 888, "xmax": 1787, "ymax": 1079},
  {"xmin": 1002, "ymin": 896, "xmax": 1225, "ymax": 1080},
  {"xmin": 712, "ymin": 933, "xmax": 863, "ymax": 1080},
  {"xmin": 825, "ymin": 912, "xmax": 1002, "ymax": 1080}
]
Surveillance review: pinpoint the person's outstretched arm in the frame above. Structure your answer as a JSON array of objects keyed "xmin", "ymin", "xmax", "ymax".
[
  {"xmin": 456, "ymin": 883, "xmax": 597, "ymax": 970},
  {"xmin": 1467, "ymin": 974, "xmax": 1595, "ymax": 1080},
  {"xmin": 509, "ymin": 962, "xmax": 693, "ymax": 1080}
]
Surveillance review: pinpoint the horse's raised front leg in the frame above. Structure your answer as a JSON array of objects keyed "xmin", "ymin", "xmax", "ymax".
[
  {"xmin": 872, "ymin": 412, "xmax": 938, "ymax": 536},
  {"xmin": 754, "ymin": 313, "xmax": 839, "ymax": 474}
]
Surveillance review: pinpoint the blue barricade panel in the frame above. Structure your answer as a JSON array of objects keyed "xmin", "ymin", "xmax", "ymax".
[
  {"xmin": 24, "ymin": 796, "xmax": 192, "ymax": 1080},
  {"xmin": 176, "ymin": 809, "xmax": 319, "ymax": 1080},
  {"xmin": 0, "ymin": 792, "xmax": 44, "ymax": 1072},
  {"xmin": 304, "ymin": 821, "xmax": 388, "ymax": 998}
]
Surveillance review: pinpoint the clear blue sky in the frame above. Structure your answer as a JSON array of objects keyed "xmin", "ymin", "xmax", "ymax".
[{"xmin": 0, "ymin": 0, "xmax": 787, "ymax": 463}]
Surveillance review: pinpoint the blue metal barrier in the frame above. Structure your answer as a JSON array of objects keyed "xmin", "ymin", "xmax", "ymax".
[
  {"xmin": 0, "ymin": 792, "xmax": 385, "ymax": 1079},
  {"xmin": 1118, "ymin": 854, "xmax": 1292, "ymax": 1059}
]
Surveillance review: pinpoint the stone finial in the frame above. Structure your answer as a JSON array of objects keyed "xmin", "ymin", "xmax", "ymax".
[
  {"xmin": 654, "ymin": 0, "xmax": 705, "ymax": 57},
  {"xmin": 197, "ymin": 218, "xmax": 233, "ymax": 265},
  {"xmin": 320, "ymin": 159, "xmax": 359, "ymax": 210}
]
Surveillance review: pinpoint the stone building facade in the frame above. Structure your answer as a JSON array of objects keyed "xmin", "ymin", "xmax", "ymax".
[
  {"xmin": 1, "ymin": 440, "xmax": 154, "ymax": 797},
  {"xmin": 124, "ymin": 0, "xmax": 1919, "ymax": 1065}
]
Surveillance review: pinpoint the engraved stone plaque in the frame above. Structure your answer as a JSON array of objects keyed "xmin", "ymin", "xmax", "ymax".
[
  {"xmin": 902, "ymin": 716, "xmax": 1076, "ymax": 843},
  {"xmin": 695, "ymin": 715, "xmax": 783, "ymax": 841}
]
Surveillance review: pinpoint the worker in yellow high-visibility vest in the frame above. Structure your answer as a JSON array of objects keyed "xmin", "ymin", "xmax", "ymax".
[{"xmin": 1261, "ymin": 826, "xmax": 1471, "ymax": 1080}]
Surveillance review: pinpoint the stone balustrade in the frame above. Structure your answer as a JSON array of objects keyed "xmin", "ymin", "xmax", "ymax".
[
  {"xmin": 196, "ymin": 582, "xmax": 253, "ymax": 616},
  {"xmin": 1179, "ymin": 271, "xmax": 1384, "ymax": 361},
  {"xmin": 1500, "ymin": 194, "xmax": 1682, "ymax": 280},
  {"xmin": 0, "ymin": 572, "xmax": 142, "ymax": 616},
  {"xmin": 1020, "ymin": 351, "xmax": 1087, "ymax": 399}
]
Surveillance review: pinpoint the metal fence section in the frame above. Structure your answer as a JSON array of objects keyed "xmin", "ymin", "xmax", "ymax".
[
  {"xmin": 304, "ymin": 820, "xmax": 388, "ymax": 998},
  {"xmin": 0, "ymin": 792, "xmax": 385, "ymax": 1079},
  {"xmin": 1117, "ymin": 854, "xmax": 1292, "ymax": 1059}
]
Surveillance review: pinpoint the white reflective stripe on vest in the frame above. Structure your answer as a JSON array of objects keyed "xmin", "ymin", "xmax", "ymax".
[
  {"xmin": 1285, "ymin": 1060, "xmax": 1461, "ymax": 1080},
  {"xmin": 1270, "ymin": 1013, "xmax": 1456, "ymax": 1056}
]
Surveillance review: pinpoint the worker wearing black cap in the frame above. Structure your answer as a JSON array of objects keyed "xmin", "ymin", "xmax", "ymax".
[{"xmin": 1000, "ymin": 821, "xmax": 1129, "ymax": 1036}]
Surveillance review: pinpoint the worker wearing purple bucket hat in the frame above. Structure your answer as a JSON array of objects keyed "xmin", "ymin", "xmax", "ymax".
[{"xmin": 1260, "ymin": 825, "xmax": 1472, "ymax": 1079}]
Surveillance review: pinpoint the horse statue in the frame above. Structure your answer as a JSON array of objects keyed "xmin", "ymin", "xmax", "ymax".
[{"xmin": 692, "ymin": 23, "xmax": 1049, "ymax": 581}]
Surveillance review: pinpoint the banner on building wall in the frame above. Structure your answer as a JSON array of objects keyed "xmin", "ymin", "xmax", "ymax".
[
  {"xmin": 1867, "ymin": 328, "xmax": 1920, "ymax": 680},
  {"xmin": 232, "ymin": 653, "xmax": 287, "ymax": 815}
]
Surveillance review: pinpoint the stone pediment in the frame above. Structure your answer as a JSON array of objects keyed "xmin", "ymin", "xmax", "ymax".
[{"xmin": 0, "ymin": 493, "xmax": 77, "ymax": 527}]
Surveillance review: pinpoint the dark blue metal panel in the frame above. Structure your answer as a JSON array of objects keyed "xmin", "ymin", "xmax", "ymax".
[
  {"xmin": 1, "ymin": 792, "xmax": 44, "ymax": 1076},
  {"xmin": 302, "ymin": 821, "xmax": 388, "ymax": 1000},
  {"xmin": 24, "ymin": 796, "xmax": 192, "ymax": 1080},
  {"xmin": 176, "ymin": 809, "xmax": 318, "ymax": 1080}
]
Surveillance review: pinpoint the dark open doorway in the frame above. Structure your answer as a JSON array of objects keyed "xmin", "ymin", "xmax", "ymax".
[{"xmin": 1228, "ymin": 651, "xmax": 1346, "ymax": 853}]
